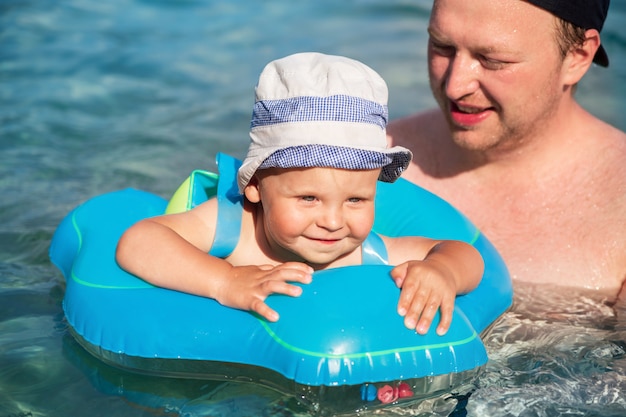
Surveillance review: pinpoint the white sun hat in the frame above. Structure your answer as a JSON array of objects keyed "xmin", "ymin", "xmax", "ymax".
[{"xmin": 237, "ymin": 52, "xmax": 412, "ymax": 193}]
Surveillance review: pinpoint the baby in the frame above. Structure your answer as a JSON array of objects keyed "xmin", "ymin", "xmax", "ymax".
[{"xmin": 116, "ymin": 52, "xmax": 483, "ymax": 335}]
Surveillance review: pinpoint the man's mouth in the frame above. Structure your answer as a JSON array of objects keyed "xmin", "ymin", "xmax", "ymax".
[{"xmin": 450, "ymin": 101, "xmax": 493, "ymax": 126}]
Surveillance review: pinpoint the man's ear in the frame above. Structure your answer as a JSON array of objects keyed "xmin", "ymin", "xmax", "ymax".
[
  {"xmin": 562, "ymin": 29, "xmax": 600, "ymax": 85},
  {"xmin": 244, "ymin": 177, "xmax": 261, "ymax": 203}
]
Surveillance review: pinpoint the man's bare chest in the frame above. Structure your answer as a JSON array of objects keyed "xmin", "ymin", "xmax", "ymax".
[{"xmin": 450, "ymin": 185, "xmax": 624, "ymax": 293}]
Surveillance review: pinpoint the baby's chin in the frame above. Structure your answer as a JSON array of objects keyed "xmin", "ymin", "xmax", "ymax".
[{"xmin": 302, "ymin": 250, "xmax": 363, "ymax": 270}]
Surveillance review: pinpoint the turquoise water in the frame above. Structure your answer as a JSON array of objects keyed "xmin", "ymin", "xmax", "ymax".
[{"xmin": 2, "ymin": 0, "xmax": 626, "ymax": 416}]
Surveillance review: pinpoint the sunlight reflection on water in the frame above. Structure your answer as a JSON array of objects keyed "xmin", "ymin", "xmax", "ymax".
[{"xmin": 1, "ymin": 0, "xmax": 626, "ymax": 415}]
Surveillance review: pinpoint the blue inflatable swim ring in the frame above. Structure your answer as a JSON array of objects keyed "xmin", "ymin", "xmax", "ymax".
[{"xmin": 50, "ymin": 153, "xmax": 512, "ymax": 413}]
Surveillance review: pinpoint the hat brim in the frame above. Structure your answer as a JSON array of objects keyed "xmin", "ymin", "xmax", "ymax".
[{"xmin": 238, "ymin": 144, "xmax": 412, "ymax": 193}]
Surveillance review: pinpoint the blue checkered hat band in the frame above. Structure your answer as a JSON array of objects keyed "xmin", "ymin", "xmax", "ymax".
[
  {"xmin": 251, "ymin": 95, "xmax": 388, "ymax": 130},
  {"xmin": 259, "ymin": 145, "xmax": 391, "ymax": 170},
  {"xmin": 257, "ymin": 145, "xmax": 410, "ymax": 182}
]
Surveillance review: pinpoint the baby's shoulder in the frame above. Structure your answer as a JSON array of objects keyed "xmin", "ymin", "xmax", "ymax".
[{"xmin": 187, "ymin": 196, "xmax": 219, "ymax": 217}]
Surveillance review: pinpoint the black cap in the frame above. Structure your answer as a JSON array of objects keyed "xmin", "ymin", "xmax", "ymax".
[{"xmin": 525, "ymin": 0, "xmax": 610, "ymax": 67}]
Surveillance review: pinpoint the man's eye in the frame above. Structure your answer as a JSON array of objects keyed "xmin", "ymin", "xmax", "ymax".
[
  {"xmin": 430, "ymin": 41, "xmax": 455, "ymax": 57},
  {"xmin": 479, "ymin": 55, "xmax": 510, "ymax": 70}
]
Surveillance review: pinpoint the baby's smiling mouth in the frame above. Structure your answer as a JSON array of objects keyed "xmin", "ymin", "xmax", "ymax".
[{"xmin": 308, "ymin": 236, "xmax": 342, "ymax": 244}]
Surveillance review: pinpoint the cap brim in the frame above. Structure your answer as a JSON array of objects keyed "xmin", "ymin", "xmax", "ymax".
[{"xmin": 593, "ymin": 45, "xmax": 609, "ymax": 67}]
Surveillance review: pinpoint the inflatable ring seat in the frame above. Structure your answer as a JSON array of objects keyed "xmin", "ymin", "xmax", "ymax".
[{"xmin": 50, "ymin": 153, "xmax": 513, "ymax": 414}]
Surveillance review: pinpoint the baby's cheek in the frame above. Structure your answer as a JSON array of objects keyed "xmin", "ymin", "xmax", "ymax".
[
  {"xmin": 352, "ymin": 213, "xmax": 375, "ymax": 240},
  {"xmin": 268, "ymin": 212, "xmax": 309, "ymax": 240}
]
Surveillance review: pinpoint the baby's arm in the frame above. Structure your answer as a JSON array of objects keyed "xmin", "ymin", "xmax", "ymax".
[
  {"xmin": 386, "ymin": 237, "xmax": 484, "ymax": 335},
  {"xmin": 115, "ymin": 201, "xmax": 312, "ymax": 321}
]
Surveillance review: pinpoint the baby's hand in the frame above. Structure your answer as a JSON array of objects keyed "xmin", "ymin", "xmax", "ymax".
[
  {"xmin": 390, "ymin": 260, "xmax": 456, "ymax": 335},
  {"xmin": 214, "ymin": 262, "xmax": 313, "ymax": 322}
]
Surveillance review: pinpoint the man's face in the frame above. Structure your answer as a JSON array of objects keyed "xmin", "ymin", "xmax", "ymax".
[{"xmin": 427, "ymin": 0, "xmax": 568, "ymax": 154}]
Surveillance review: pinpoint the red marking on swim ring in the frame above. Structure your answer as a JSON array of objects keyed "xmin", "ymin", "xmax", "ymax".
[
  {"xmin": 397, "ymin": 382, "xmax": 413, "ymax": 398},
  {"xmin": 377, "ymin": 385, "xmax": 398, "ymax": 404}
]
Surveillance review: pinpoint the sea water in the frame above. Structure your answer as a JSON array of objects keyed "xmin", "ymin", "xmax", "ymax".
[{"xmin": 1, "ymin": 0, "xmax": 626, "ymax": 416}]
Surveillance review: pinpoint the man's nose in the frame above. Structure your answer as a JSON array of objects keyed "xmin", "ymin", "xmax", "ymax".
[{"xmin": 445, "ymin": 54, "xmax": 481, "ymax": 100}]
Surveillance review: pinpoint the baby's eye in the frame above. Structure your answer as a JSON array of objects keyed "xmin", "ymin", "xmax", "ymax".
[
  {"xmin": 300, "ymin": 195, "xmax": 317, "ymax": 202},
  {"xmin": 347, "ymin": 197, "xmax": 363, "ymax": 203}
]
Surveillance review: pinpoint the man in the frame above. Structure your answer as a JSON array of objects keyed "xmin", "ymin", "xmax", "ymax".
[{"xmin": 387, "ymin": 0, "xmax": 626, "ymax": 297}]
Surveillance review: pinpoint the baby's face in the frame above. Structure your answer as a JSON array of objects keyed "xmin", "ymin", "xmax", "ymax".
[{"xmin": 251, "ymin": 166, "xmax": 380, "ymax": 267}]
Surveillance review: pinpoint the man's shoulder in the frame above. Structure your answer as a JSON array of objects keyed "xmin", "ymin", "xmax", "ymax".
[
  {"xmin": 605, "ymin": 120, "xmax": 626, "ymax": 144},
  {"xmin": 586, "ymin": 116, "xmax": 626, "ymax": 173},
  {"xmin": 388, "ymin": 108, "xmax": 442, "ymax": 130},
  {"xmin": 387, "ymin": 108, "xmax": 445, "ymax": 148},
  {"xmin": 578, "ymin": 107, "xmax": 626, "ymax": 146}
]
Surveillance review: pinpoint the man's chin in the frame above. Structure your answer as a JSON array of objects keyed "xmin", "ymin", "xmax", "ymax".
[{"xmin": 450, "ymin": 132, "xmax": 499, "ymax": 152}]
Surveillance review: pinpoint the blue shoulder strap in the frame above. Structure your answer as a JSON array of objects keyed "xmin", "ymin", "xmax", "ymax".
[
  {"xmin": 209, "ymin": 153, "xmax": 244, "ymax": 258},
  {"xmin": 361, "ymin": 232, "xmax": 389, "ymax": 265}
]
